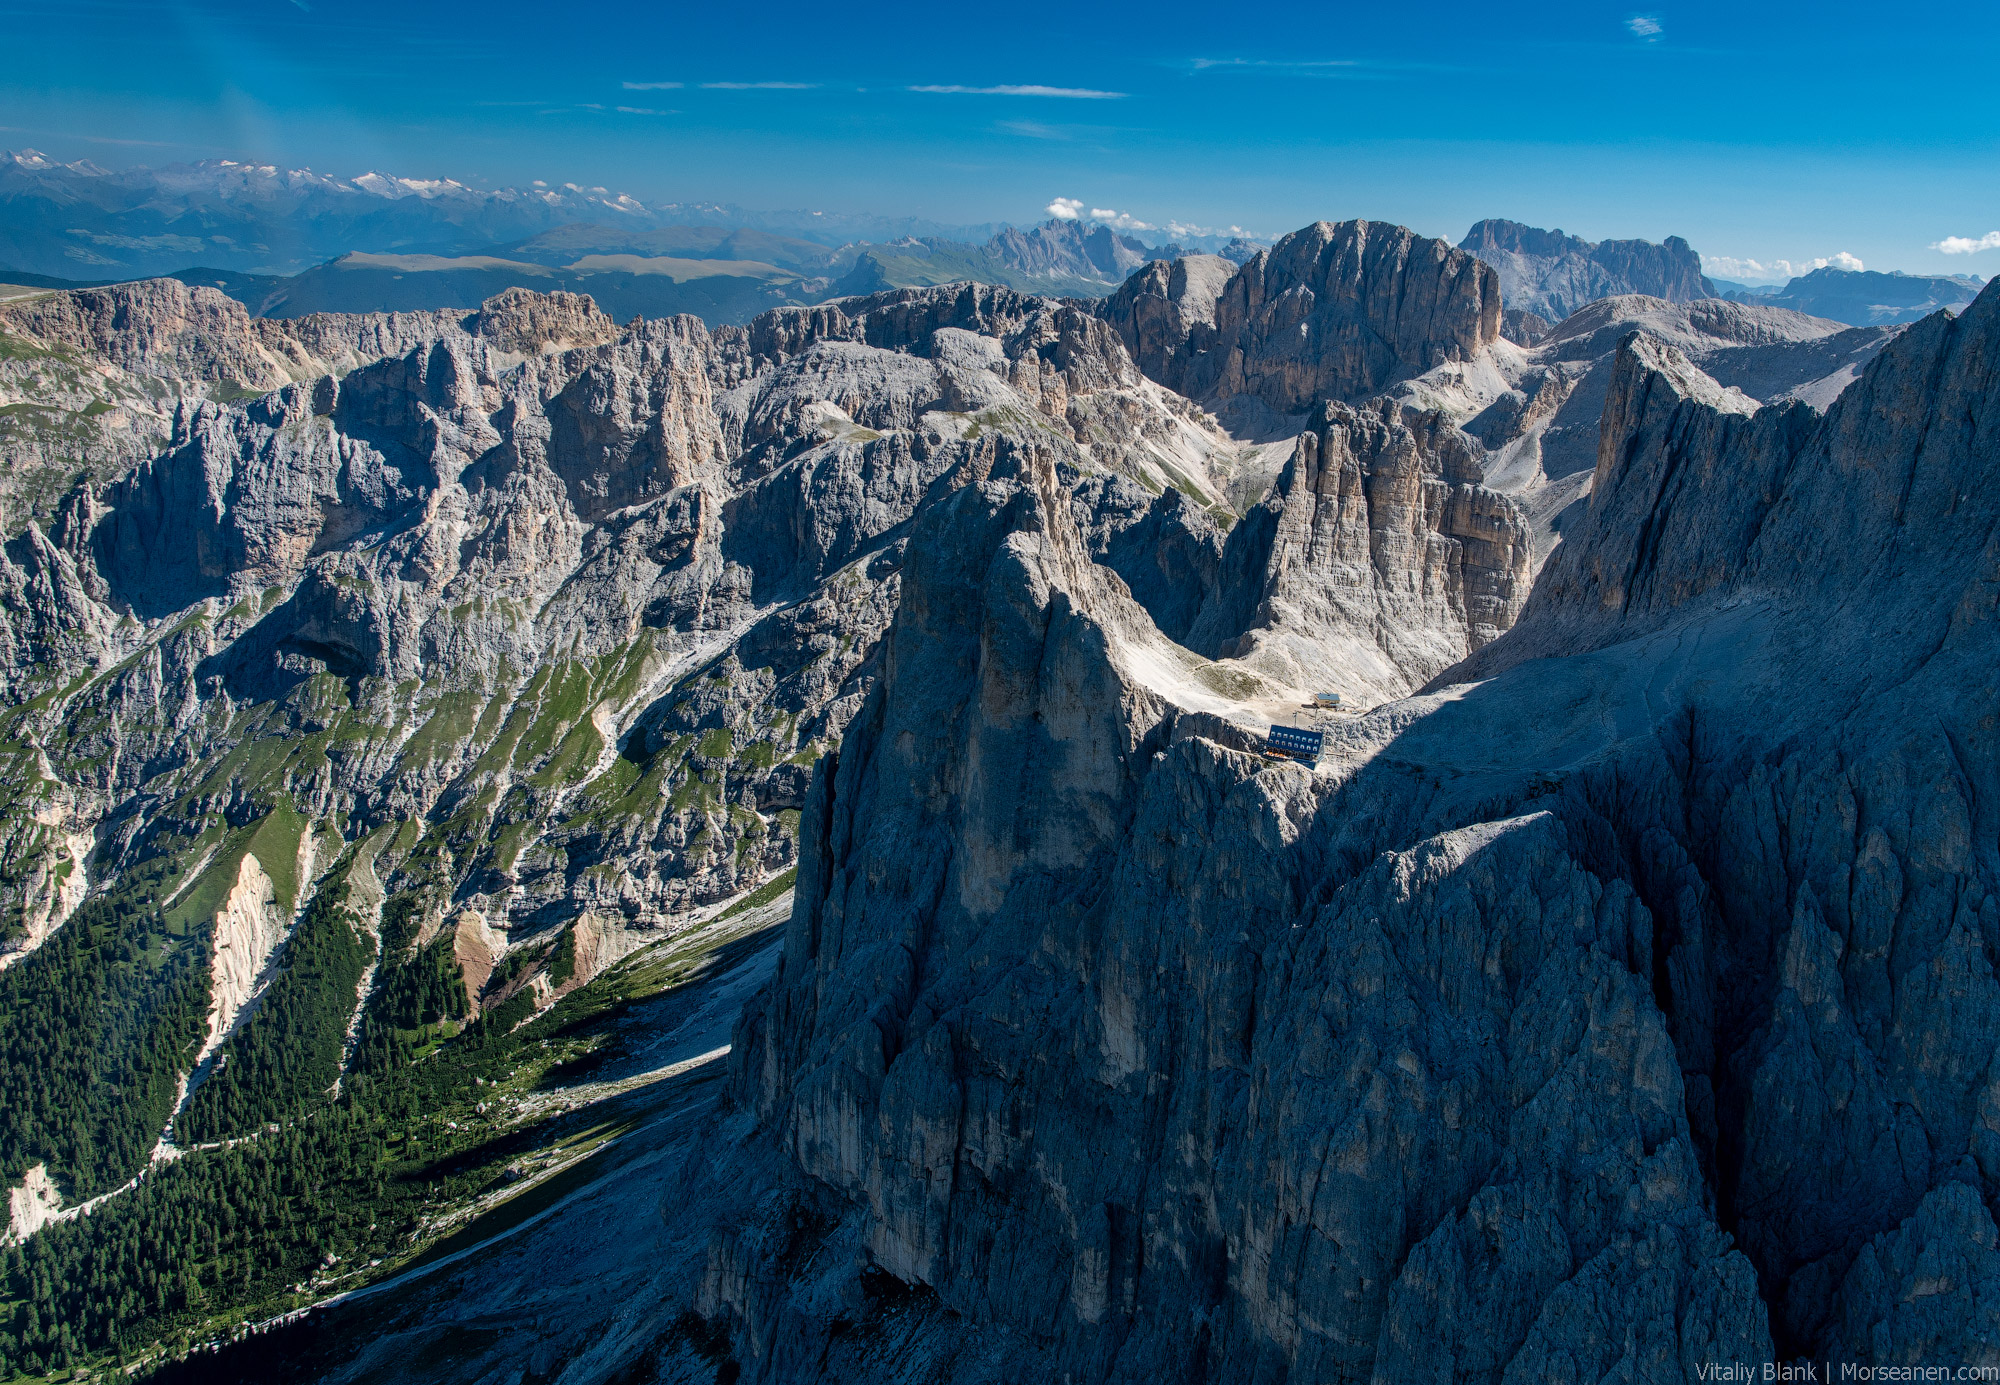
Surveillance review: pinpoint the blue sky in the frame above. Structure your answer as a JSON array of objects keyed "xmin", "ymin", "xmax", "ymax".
[{"xmin": 2, "ymin": 0, "xmax": 1996, "ymax": 279}]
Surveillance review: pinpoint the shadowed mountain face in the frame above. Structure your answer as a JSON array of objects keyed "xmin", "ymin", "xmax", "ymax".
[
  {"xmin": 1459, "ymin": 218, "xmax": 1716, "ymax": 323},
  {"xmin": 0, "ymin": 224, "xmax": 1995, "ymax": 1384},
  {"xmin": 1450, "ymin": 293, "xmax": 1902, "ymax": 557},
  {"xmin": 695, "ymin": 277, "xmax": 2000, "ymax": 1384}
]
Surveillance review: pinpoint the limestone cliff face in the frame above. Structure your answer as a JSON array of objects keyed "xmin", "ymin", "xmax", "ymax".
[
  {"xmin": 1098, "ymin": 220, "xmax": 1502, "ymax": 417},
  {"xmin": 1453, "ymin": 283, "xmax": 1985, "ymax": 677},
  {"xmin": 15, "ymin": 252, "xmax": 1996, "ymax": 1377},
  {"xmin": 1459, "ymin": 218, "xmax": 1716, "ymax": 322},
  {"xmin": 1094, "ymin": 254, "xmax": 1236, "ymax": 385},
  {"xmin": 1186, "ymin": 400, "xmax": 1532, "ymax": 700},
  {"xmin": 0, "ymin": 276, "xmax": 1256, "ymax": 977},
  {"xmin": 1455, "ymin": 295, "xmax": 1901, "ymax": 564},
  {"xmin": 0, "ymin": 278, "xmax": 617, "ymax": 542},
  {"xmin": 2, "ymin": 278, "xmax": 304, "ymax": 390},
  {"xmin": 1438, "ymin": 279, "xmax": 2000, "ymax": 1365},
  {"xmin": 706, "ymin": 374, "xmax": 1762, "ymax": 1383},
  {"xmin": 0, "ymin": 277, "xmax": 568, "ymax": 396},
  {"xmin": 693, "ymin": 282, "xmax": 2000, "ymax": 1380}
]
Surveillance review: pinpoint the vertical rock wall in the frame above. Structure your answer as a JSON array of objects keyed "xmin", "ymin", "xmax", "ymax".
[
  {"xmin": 1188, "ymin": 399, "xmax": 1532, "ymax": 700},
  {"xmin": 702, "ymin": 282, "xmax": 2000, "ymax": 1380},
  {"xmin": 1098, "ymin": 220, "xmax": 1502, "ymax": 416}
]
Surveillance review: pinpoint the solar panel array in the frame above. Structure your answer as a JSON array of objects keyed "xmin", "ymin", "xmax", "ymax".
[{"xmin": 1267, "ymin": 725, "xmax": 1323, "ymax": 758}]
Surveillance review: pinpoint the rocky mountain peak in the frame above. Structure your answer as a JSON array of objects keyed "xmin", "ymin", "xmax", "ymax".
[
  {"xmin": 1185, "ymin": 396, "xmax": 1532, "ymax": 700},
  {"xmin": 1, "ymin": 277, "xmax": 270, "ymax": 385},
  {"xmin": 984, "ymin": 218, "xmax": 1156, "ymax": 283},
  {"xmin": 1460, "ymin": 217, "xmax": 1716, "ymax": 321},
  {"xmin": 1463, "ymin": 274, "xmax": 2000, "ymax": 684},
  {"xmin": 1099, "ymin": 218, "xmax": 1501, "ymax": 420},
  {"xmin": 463, "ymin": 286, "xmax": 620, "ymax": 356}
]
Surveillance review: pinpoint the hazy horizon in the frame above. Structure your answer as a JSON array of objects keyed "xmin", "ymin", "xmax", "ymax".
[{"xmin": 4, "ymin": 0, "xmax": 1997, "ymax": 283}]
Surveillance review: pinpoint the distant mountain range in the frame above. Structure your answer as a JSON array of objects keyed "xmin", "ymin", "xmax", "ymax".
[
  {"xmin": 0, "ymin": 148, "xmax": 1011, "ymax": 279},
  {"xmin": 1461, "ymin": 219, "xmax": 1988, "ymax": 330},
  {"xmin": 2, "ymin": 150, "xmax": 1985, "ymax": 334},
  {"xmin": 0, "ymin": 150, "xmax": 1275, "ymax": 324},
  {"xmin": 1710, "ymin": 267, "xmax": 1987, "ymax": 324},
  {"xmin": 1459, "ymin": 219, "xmax": 1715, "ymax": 330},
  {"xmin": 828, "ymin": 222, "xmax": 1260, "ymax": 300}
]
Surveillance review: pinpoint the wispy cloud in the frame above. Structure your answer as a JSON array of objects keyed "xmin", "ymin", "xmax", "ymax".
[
  {"xmin": 700, "ymin": 81, "xmax": 817, "ymax": 90},
  {"xmin": 1703, "ymin": 251, "xmax": 1864, "ymax": 282},
  {"xmin": 1626, "ymin": 15, "xmax": 1663, "ymax": 40},
  {"xmin": 999, "ymin": 120, "xmax": 1067, "ymax": 140},
  {"xmin": 1188, "ymin": 57, "xmax": 1360, "ymax": 71},
  {"xmin": 1933, "ymin": 231, "xmax": 2000, "ymax": 254},
  {"xmin": 912, "ymin": 84, "xmax": 1125, "ymax": 99},
  {"xmin": 615, "ymin": 106, "xmax": 675, "ymax": 115},
  {"xmin": 622, "ymin": 81, "xmax": 683, "ymax": 90},
  {"xmin": 1045, "ymin": 197, "xmax": 1258, "ymax": 240},
  {"xmin": 1181, "ymin": 56, "xmax": 1445, "ymax": 80}
]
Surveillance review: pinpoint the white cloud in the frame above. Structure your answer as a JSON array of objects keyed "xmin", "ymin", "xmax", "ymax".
[
  {"xmin": 1039, "ymin": 205, "xmax": 1264, "ymax": 240},
  {"xmin": 1933, "ymin": 231, "xmax": 2000, "ymax": 254},
  {"xmin": 1702, "ymin": 251, "xmax": 1865, "ymax": 283},
  {"xmin": 623, "ymin": 81, "xmax": 683, "ymax": 91},
  {"xmin": 1627, "ymin": 15, "xmax": 1663, "ymax": 38},
  {"xmin": 1088, "ymin": 208, "xmax": 1156, "ymax": 231},
  {"xmin": 699, "ymin": 82, "xmax": 817, "ymax": 90},
  {"xmin": 911, "ymin": 85, "xmax": 1125, "ymax": 99},
  {"xmin": 1164, "ymin": 219, "xmax": 1252, "ymax": 240},
  {"xmin": 615, "ymin": 106, "xmax": 674, "ymax": 115},
  {"xmin": 1040, "ymin": 199, "xmax": 1154, "ymax": 231}
]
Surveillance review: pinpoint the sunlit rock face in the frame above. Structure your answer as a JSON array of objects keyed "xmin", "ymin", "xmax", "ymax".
[
  {"xmin": 1459, "ymin": 218, "xmax": 1716, "ymax": 322},
  {"xmin": 1186, "ymin": 398, "xmax": 1533, "ymax": 703},
  {"xmin": 1099, "ymin": 219, "xmax": 1503, "ymax": 416}
]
